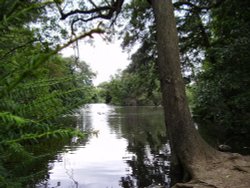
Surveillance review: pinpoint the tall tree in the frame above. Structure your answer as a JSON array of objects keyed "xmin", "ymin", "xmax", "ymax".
[
  {"xmin": 150, "ymin": 0, "xmax": 250, "ymax": 187},
  {"xmin": 151, "ymin": 0, "xmax": 214, "ymax": 184},
  {"xmin": 1, "ymin": 0, "xmax": 249, "ymax": 187}
]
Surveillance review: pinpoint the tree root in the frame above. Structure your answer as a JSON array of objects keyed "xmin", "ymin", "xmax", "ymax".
[
  {"xmin": 173, "ymin": 180, "xmax": 217, "ymax": 188},
  {"xmin": 172, "ymin": 153, "xmax": 250, "ymax": 188}
]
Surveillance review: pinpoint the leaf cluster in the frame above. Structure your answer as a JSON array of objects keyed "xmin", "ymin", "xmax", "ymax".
[
  {"xmin": 192, "ymin": 0, "xmax": 250, "ymax": 135},
  {"xmin": 98, "ymin": 43, "xmax": 161, "ymax": 106},
  {"xmin": 0, "ymin": 1, "xmax": 99, "ymax": 186}
]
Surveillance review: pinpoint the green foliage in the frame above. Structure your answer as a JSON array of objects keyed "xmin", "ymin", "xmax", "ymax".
[
  {"xmin": 192, "ymin": 0, "xmax": 250, "ymax": 134},
  {"xmin": 0, "ymin": 1, "xmax": 97, "ymax": 186},
  {"xmin": 121, "ymin": 0, "xmax": 153, "ymax": 49},
  {"xmin": 100, "ymin": 1, "xmax": 161, "ymax": 106},
  {"xmin": 98, "ymin": 52, "xmax": 161, "ymax": 106},
  {"xmin": 121, "ymin": 0, "xmax": 250, "ymax": 138},
  {"xmin": 0, "ymin": 52, "xmax": 93, "ymax": 185}
]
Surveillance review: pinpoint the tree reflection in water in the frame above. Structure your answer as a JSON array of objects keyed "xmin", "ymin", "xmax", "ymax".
[{"xmin": 108, "ymin": 106, "xmax": 171, "ymax": 188}]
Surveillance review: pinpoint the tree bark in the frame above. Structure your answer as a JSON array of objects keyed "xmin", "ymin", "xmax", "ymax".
[
  {"xmin": 151, "ymin": 1, "xmax": 250, "ymax": 187},
  {"xmin": 151, "ymin": 0, "xmax": 219, "ymax": 185}
]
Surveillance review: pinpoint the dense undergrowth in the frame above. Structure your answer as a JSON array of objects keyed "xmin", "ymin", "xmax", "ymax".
[{"xmin": 0, "ymin": 1, "xmax": 96, "ymax": 186}]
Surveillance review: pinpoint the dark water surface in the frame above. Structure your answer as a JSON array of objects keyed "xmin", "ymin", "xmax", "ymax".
[{"xmin": 38, "ymin": 104, "xmax": 171, "ymax": 188}]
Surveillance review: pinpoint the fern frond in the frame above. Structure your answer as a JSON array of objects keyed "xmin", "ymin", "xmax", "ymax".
[
  {"xmin": 0, "ymin": 111, "xmax": 51, "ymax": 132},
  {"xmin": 0, "ymin": 112, "xmax": 28, "ymax": 125},
  {"xmin": 21, "ymin": 75, "xmax": 89, "ymax": 90},
  {"xmin": 4, "ymin": 129, "xmax": 85, "ymax": 144}
]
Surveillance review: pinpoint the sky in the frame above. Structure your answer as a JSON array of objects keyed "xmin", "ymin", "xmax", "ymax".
[{"xmin": 62, "ymin": 35, "xmax": 131, "ymax": 86}]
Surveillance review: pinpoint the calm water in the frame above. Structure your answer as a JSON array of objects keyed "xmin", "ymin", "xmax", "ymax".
[{"xmin": 37, "ymin": 104, "xmax": 171, "ymax": 188}]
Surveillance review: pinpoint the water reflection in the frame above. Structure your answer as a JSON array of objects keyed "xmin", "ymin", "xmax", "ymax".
[
  {"xmin": 107, "ymin": 106, "xmax": 171, "ymax": 187},
  {"xmin": 38, "ymin": 104, "xmax": 170, "ymax": 188}
]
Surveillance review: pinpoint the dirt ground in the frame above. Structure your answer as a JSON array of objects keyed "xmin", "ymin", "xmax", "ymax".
[{"xmin": 173, "ymin": 153, "xmax": 250, "ymax": 188}]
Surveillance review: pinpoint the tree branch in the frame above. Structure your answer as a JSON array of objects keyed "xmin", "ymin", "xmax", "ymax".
[
  {"xmin": 64, "ymin": 0, "xmax": 124, "ymax": 34},
  {"xmin": 56, "ymin": 28, "xmax": 105, "ymax": 52},
  {"xmin": 55, "ymin": 0, "xmax": 124, "ymax": 21}
]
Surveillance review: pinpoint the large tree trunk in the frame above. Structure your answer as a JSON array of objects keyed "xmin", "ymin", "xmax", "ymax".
[
  {"xmin": 151, "ymin": 0, "xmax": 250, "ymax": 187},
  {"xmin": 151, "ymin": 0, "xmax": 217, "ymax": 171}
]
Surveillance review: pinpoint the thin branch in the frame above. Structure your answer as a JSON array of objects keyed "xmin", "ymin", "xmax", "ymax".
[
  {"xmin": 54, "ymin": 1, "xmax": 64, "ymax": 16},
  {"xmin": 89, "ymin": 0, "xmax": 98, "ymax": 9},
  {"xmin": 68, "ymin": 0, "xmax": 124, "ymax": 33},
  {"xmin": 56, "ymin": 0, "xmax": 124, "ymax": 21},
  {"xmin": 59, "ymin": 5, "xmax": 112, "ymax": 20},
  {"xmin": 103, "ymin": 0, "xmax": 112, "ymax": 7},
  {"xmin": 70, "ymin": 16, "xmax": 108, "ymax": 35},
  {"xmin": 0, "ymin": 39, "xmax": 38, "ymax": 61},
  {"xmin": 56, "ymin": 28, "xmax": 104, "ymax": 52}
]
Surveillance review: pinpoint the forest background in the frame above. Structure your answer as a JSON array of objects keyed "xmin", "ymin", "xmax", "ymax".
[{"xmin": 0, "ymin": 0, "xmax": 249, "ymax": 187}]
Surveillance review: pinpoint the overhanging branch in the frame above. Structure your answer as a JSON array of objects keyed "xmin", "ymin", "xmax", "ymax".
[
  {"xmin": 55, "ymin": 0, "xmax": 124, "ymax": 21},
  {"xmin": 56, "ymin": 28, "xmax": 105, "ymax": 52}
]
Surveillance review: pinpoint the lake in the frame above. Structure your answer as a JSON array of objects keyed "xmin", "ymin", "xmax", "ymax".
[{"xmin": 36, "ymin": 103, "xmax": 171, "ymax": 188}]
